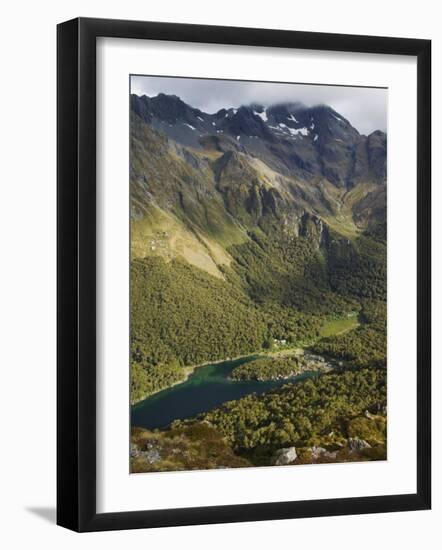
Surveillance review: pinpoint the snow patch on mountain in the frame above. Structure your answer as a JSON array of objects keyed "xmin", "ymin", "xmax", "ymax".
[
  {"xmin": 294, "ymin": 127, "xmax": 309, "ymax": 136},
  {"xmin": 254, "ymin": 109, "xmax": 268, "ymax": 122},
  {"xmin": 278, "ymin": 123, "xmax": 309, "ymax": 137},
  {"xmin": 332, "ymin": 114, "xmax": 344, "ymax": 123}
]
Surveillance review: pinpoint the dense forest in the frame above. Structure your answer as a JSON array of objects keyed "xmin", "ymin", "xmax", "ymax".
[
  {"xmin": 227, "ymin": 230, "xmax": 361, "ymax": 316},
  {"xmin": 230, "ymin": 355, "xmax": 317, "ymax": 381},
  {"xmin": 200, "ymin": 368, "xmax": 387, "ymax": 463}
]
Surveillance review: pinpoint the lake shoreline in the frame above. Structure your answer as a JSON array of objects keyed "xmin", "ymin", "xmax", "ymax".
[
  {"xmin": 131, "ymin": 352, "xmax": 262, "ymax": 405},
  {"xmin": 131, "ymin": 346, "xmax": 328, "ymax": 405},
  {"xmin": 131, "ymin": 356, "xmax": 325, "ymax": 430},
  {"xmin": 131, "ymin": 313, "xmax": 360, "ymax": 405}
]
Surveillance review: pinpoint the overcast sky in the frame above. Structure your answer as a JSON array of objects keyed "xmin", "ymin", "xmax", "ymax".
[{"xmin": 131, "ymin": 75, "xmax": 387, "ymax": 135}]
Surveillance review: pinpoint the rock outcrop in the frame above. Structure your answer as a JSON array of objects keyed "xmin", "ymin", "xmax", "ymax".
[
  {"xmin": 348, "ymin": 437, "xmax": 371, "ymax": 451},
  {"xmin": 130, "ymin": 442, "xmax": 162, "ymax": 464},
  {"xmin": 273, "ymin": 447, "xmax": 297, "ymax": 465}
]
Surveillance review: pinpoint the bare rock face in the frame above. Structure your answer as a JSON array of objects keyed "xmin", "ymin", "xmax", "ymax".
[
  {"xmin": 273, "ymin": 447, "xmax": 297, "ymax": 465},
  {"xmin": 348, "ymin": 437, "xmax": 371, "ymax": 451}
]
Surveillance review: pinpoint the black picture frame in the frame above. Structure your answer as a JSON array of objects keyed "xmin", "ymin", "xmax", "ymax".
[{"xmin": 57, "ymin": 17, "xmax": 431, "ymax": 532}]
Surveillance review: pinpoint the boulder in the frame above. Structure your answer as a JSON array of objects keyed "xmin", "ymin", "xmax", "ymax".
[
  {"xmin": 130, "ymin": 444, "xmax": 140, "ymax": 458},
  {"xmin": 309, "ymin": 446, "xmax": 338, "ymax": 461},
  {"xmin": 273, "ymin": 447, "xmax": 297, "ymax": 466},
  {"xmin": 310, "ymin": 446, "xmax": 327, "ymax": 459},
  {"xmin": 348, "ymin": 437, "xmax": 371, "ymax": 451},
  {"xmin": 143, "ymin": 448, "xmax": 161, "ymax": 464}
]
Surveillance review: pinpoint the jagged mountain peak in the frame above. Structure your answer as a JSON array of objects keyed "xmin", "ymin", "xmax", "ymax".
[{"xmin": 130, "ymin": 92, "xmax": 386, "ymax": 187}]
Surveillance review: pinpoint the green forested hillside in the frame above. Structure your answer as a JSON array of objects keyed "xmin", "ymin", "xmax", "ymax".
[
  {"xmin": 131, "ymin": 256, "xmax": 267, "ymax": 367},
  {"xmin": 131, "ymin": 256, "xmax": 326, "ymax": 401},
  {"xmin": 228, "ymin": 230, "xmax": 360, "ymax": 315},
  {"xmin": 184, "ymin": 368, "xmax": 387, "ymax": 464},
  {"xmin": 328, "ymin": 236, "xmax": 387, "ymax": 300}
]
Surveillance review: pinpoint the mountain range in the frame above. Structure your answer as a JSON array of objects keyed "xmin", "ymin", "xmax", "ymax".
[
  {"xmin": 130, "ymin": 92, "xmax": 386, "ymax": 280},
  {"xmin": 131, "ymin": 93, "xmax": 386, "ymax": 187}
]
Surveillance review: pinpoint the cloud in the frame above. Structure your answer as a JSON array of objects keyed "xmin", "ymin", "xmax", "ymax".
[{"xmin": 131, "ymin": 75, "xmax": 387, "ymax": 135}]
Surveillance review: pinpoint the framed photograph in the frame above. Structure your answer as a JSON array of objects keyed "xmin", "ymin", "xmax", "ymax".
[{"xmin": 57, "ymin": 17, "xmax": 431, "ymax": 532}]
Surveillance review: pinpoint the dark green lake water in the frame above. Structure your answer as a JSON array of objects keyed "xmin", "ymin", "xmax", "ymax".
[{"xmin": 131, "ymin": 355, "xmax": 319, "ymax": 430}]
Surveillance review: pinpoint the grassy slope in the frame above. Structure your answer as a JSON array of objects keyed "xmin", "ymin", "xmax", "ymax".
[
  {"xmin": 311, "ymin": 301, "xmax": 387, "ymax": 368},
  {"xmin": 131, "ymin": 203, "xmax": 232, "ymax": 279},
  {"xmin": 319, "ymin": 315, "xmax": 359, "ymax": 338},
  {"xmin": 130, "ymin": 114, "xmax": 248, "ymax": 278}
]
